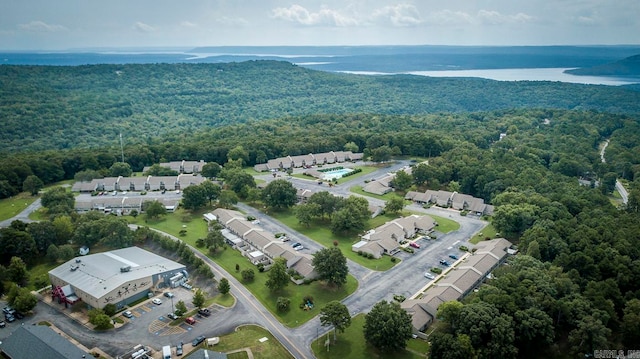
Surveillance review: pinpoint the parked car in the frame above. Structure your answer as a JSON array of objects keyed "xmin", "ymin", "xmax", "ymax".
[
  {"xmin": 439, "ymin": 260, "xmax": 450, "ymax": 267},
  {"xmin": 185, "ymin": 317, "xmax": 196, "ymax": 325},
  {"xmin": 291, "ymin": 242, "xmax": 302, "ymax": 248},
  {"xmin": 5, "ymin": 313, "xmax": 15, "ymax": 323},
  {"xmin": 198, "ymin": 308, "xmax": 211, "ymax": 317},
  {"xmin": 0, "ymin": 320, "xmax": 6, "ymax": 328},
  {"xmin": 192, "ymin": 335, "xmax": 205, "ymax": 346},
  {"xmin": 14, "ymin": 312, "xmax": 24, "ymax": 319},
  {"xmin": 164, "ymin": 292, "xmax": 174, "ymax": 298},
  {"xmin": 176, "ymin": 342, "xmax": 183, "ymax": 356},
  {"xmin": 448, "ymin": 254, "xmax": 458, "ymax": 260},
  {"xmin": 424, "ymin": 272, "xmax": 435, "ymax": 280},
  {"xmin": 123, "ymin": 310, "xmax": 133, "ymax": 318},
  {"xmin": 167, "ymin": 313, "xmax": 178, "ymax": 320},
  {"xmin": 152, "ymin": 298, "xmax": 162, "ymax": 305},
  {"xmin": 409, "ymin": 242, "xmax": 420, "ymax": 249},
  {"xmin": 294, "ymin": 245, "xmax": 304, "ymax": 251},
  {"xmin": 2, "ymin": 306, "xmax": 15, "ymax": 315}
]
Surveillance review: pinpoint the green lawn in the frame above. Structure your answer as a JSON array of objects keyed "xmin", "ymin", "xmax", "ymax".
[
  {"xmin": 350, "ymin": 185, "xmax": 406, "ymax": 201},
  {"xmin": 311, "ymin": 314, "xmax": 427, "ymax": 359},
  {"xmin": 428, "ymin": 214, "xmax": 460, "ymax": 234},
  {"xmin": 269, "ymin": 209, "xmax": 399, "ymax": 271},
  {"xmin": 0, "ymin": 192, "xmax": 38, "ymax": 221},
  {"xmin": 126, "ymin": 208, "xmax": 210, "ymax": 243},
  {"xmin": 188, "ymin": 324, "xmax": 294, "ymax": 359},
  {"xmin": 212, "ymin": 293, "xmax": 236, "ymax": 307},
  {"xmin": 470, "ymin": 222, "xmax": 499, "ymax": 244},
  {"xmin": 209, "ymin": 247, "xmax": 358, "ymax": 327}
]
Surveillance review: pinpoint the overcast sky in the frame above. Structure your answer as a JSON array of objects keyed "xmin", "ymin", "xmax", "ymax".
[{"xmin": 1, "ymin": 0, "xmax": 638, "ymax": 50}]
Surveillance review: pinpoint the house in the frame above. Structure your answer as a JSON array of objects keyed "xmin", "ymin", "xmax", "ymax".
[
  {"xmin": 212, "ymin": 208, "xmax": 317, "ymax": 282},
  {"xmin": 352, "ymin": 214, "xmax": 436, "ymax": 258},
  {"xmin": 0, "ymin": 325, "xmax": 89, "ymax": 359},
  {"xmin": 401, "ymin": 238, "xmax": 512, "ymax": 335},
  {"xmin": 405, "ymin": 190, "xmax": 494, "ymax": 215},
  {"xmin": 142, "ymin": 160, "xmax": 206, "ymax": 174},
  {"xmin": 296, "ymin": 188, "xmax": 314, "ymax": 203},
  {"xmin": 253, "ymin": 150, "xmax": 364, "ymax": 172}
]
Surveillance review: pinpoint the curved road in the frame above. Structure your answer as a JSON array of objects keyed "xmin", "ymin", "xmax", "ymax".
[{"xmin": 1, "ymin": 161, "xmax": 486, "ymax": 358}]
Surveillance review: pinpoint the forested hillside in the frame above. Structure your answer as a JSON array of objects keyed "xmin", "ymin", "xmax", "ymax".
[{"xmin": 2, "ymin": 60, "xmax": 640, "ymax": 153}]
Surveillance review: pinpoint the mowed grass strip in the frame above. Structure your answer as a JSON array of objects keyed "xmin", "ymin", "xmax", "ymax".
[
  {"xmin": 202, "ymin": 324, "xmax": 295, "ymax": 359},
  {"xmin": 0, "ymin": 192, "xmax": 38, "ymax": 221},
  {"xmin": 311, "ymin": 314, "xmax": 427, "ymax": 359}
]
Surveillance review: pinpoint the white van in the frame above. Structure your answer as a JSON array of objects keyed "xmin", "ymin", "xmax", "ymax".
[{"xmin": 162, "ymin": 345, "xmax": 171, "ymax": 359}]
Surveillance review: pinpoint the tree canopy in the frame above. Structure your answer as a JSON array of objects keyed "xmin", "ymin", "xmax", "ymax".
[
  {"xmin": 363, "ymin": 300, "xmax": 414, "ymax": 352},
  {"xmin": 312, "ymin": 247, "xmax": 349, "ymax": 287}
]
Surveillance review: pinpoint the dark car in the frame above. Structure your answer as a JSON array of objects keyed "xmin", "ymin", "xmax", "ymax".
[
  {"xmin": 164, "ymin": 292, "xmax": 174, "ymax": 298},
  {"xmin": 448, "ymin": 254, "xmax": 458, "ymax": 260},
  {"xmin": 5, "ymin": 313, "xmax": 16, "ymax": 323},
  {"xmin": 198, "ymin": 308, "xmax": 211, "ymax": 317},
  {"xmin": 176, "ymin": 342, "xmax": 183, "ymax": 356},
  {"xmin": 439, "ymin": 260, "xmax": 450, "ymax": 266},
  {"xmin": 14, "ymin": 312, "xmax": 24, "ymax": 320},
  {"xmin": 192, "ymin": 335, "xmax": 205, "ymax": 347}
]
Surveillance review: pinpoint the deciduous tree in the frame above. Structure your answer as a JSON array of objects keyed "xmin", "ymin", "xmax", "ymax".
[
  {"xmin": 22, "ymin": 175, "xmax": 44, "ymax": 195},
  {"xmin": 262, "ymin": 179, "xmax": 297, "ymax": 209},
  {"xmin": 312, "ymin": 247, "xmax": 348, "ymax": 287},
  {"xmin": 320, "ymin": 301, "xmax": 351, "ymax": 341},
  {"xmin": 363, "ymin": 300, "xmax": 413, "ymax": 352},
  {"xmin": 265, "ymin": 258, "xmax": 289, "ymax": 292}
]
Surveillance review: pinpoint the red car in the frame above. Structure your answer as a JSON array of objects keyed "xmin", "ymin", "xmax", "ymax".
[
  {"xmin": 185, "ymin": 317, "xmax": 196, "ymax": 325},
  {"xmin": 409, "ymin": 242, "xmax": 420, "ymax": 249}
]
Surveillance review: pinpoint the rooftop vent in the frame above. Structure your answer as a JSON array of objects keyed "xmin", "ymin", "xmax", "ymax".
[
  {"xmin": 120, "ymin": 266, "xmax": 131, "ymax": 273},
  {"xmin": 75, "ymin": 259, "xmax": 82, "ymax": 263},
  {"xmin": 70, "ymin": 265, "xmax": 79, "ymax": 271}
]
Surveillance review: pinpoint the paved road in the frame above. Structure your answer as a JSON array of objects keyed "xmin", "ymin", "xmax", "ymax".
[
  {"xmin": 1, "ymin": 161, "xmax": 487, "ymax": 358},
  {"xmin": 0, "ymin": 198, "xmax": 40, "ymax": 227},
  {"xmin": 600, "ymin": 138, "xmax": 629, "ymax": 205}
]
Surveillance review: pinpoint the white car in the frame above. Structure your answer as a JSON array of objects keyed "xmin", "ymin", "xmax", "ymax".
[
  {"xmin": 424, "ymin": 272, "xmax": 435, "ymax": 280},
  {"xmin": 152, "ymin": 298, "xmax": 162, "ymax": 305}
]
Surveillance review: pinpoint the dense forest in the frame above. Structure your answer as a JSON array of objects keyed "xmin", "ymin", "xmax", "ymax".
[
  {"xmin": 2, "ymin": 61, "xmax": 640, "ymax": 152},
  {"xmin": 2, "ymin": 60, "xmax": 640, "ymax": 357}
]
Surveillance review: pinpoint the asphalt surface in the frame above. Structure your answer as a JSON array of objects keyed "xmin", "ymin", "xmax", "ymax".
[{"xmin": 0, "ymin": 161, "xmax": 487, "ymax": 358}]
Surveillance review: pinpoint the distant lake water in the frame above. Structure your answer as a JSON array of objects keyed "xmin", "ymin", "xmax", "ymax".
[{"xmin": 336, "ymin": 68, "xmax": 639, "ymax": 86}]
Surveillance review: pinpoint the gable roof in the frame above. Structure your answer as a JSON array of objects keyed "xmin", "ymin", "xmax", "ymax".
[{"xmin": 1, "ymin": 325, "xmax": 89, "ymax": 359}]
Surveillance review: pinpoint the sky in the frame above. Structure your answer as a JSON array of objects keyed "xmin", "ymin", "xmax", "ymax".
[{"xmin": 0, "ymin": 0, "xmax": 638, "ymax": 50}]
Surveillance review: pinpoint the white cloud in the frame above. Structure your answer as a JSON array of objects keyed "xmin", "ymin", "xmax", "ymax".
[
  {"xmin": 271, "ymin": 4, "xmax": 359, "ymax": 27},
  {"xmin": 371, "ymin": 3, "xmax": 422, "ymax": 27},
  {"xmin": 180, "ymin": 21, "xmax": 197, "ymax": 28},
  {"xmin": 18, "ymin": 21, "xmax": 67, "ymax": 32},
  {"xmin": 216, "ymin": 17, "xmax": 249, "ymax": 27},
  {"xmin": 424, "ymin": 9, "xmax": 474, "ymax": 25},
  {"xmin": 477, "ymin": 10, "xmax": 535, "ymax": 25},
  {"xmin": 133, "ymin": 22, "xmax": 155, "ymax": 33},
  {"xmin": 424, "ymin": 9, "xmax": 534, "ymax": 26}
]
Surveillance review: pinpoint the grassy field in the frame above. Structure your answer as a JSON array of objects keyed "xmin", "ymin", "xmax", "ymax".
[
  {"xmin": 0, "ymin": 192, "xmax": 38, "ymax": 221},
  {"xmin": 428, "ymin": 214, "xmax": 460, "ymax": 234},
  {"xmin": 212, "ymin": 293, "xmax": 236, "ymax": 307},
  {"xmin": 126, "ymin": 208, "xmax": 210, "ymax": 243},
  {"xmin": 209, "ymin": 246, "xmax": 358, "ymax": 327},
  {"xmin": 268, "ymin": 209, "xmax": 399, "ymax": 271},
  {"xmin": 311, "ymin": 314, "xmax": 427, "ymax": 359},
  {"xmin": 470, "ymin": 222, "xmax": 499, "ymax": 244},
  {"xmin": 192, "ymin": 324, "xmax": 294, "ymax": 359},
  {"xmin": 349, "ymin": 185, "xmax": 406, "ymax": 201}
]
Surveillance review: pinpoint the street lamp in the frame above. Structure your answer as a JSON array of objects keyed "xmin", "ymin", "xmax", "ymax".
[{"xmin": 170, "ymin": 295, "xmax": 175, "ymax": 315}]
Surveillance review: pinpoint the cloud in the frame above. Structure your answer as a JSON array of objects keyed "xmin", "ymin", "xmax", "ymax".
[
  {"xmin": 371, "ymin": 3, "xmax": 422, "ymax": 27},
  {"xmin": 216, "ymin": 17, "xmax": 249, "ymax": 27},
  {"xmin": 424, "ymin": 9, "xmax": 534, "ymax": 26},
  {"xmin": 271, "ymin": 4, "xmax": 359, "ymax": 27},
  {"xmin": 18, "ymin": 21, "xmax": 67, "ymax": 32},
  {"xmin": 180, "ymin": 21, "xmax": 197, "ymax": 28},
  {"xmin": 133, "ymin": 22, "xmax": 155, "ymax": 33}
]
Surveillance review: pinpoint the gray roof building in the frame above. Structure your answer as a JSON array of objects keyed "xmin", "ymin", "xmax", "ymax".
[
  {"xmin": 49, "ymin": 246, "xmax": 186, "ymax": 309},
  {"xmin": 0, "ymin": 325, "xmax": 89, "ymax": 359}
]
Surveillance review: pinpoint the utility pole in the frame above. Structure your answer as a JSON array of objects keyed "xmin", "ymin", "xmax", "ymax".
[{"xmin": 119, "ymin": 132, "xmax": 125, "ymax": 163}]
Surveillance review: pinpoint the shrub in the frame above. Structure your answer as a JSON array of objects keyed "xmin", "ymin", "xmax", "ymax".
[
  {"xmin": 277, "ymin": 297, "xmax": 291, "ymax": 312},
  {"xmin": 103, "ymin": 303, "xmax": 117, "ymax": 316},
  {"xmin": 367, "ymin": 253, "xmax": 375, "ymax": 259},
  {"xmin": 257, "ymin": 263, "xmax": 265, "ymax": 272},
  {"xmin": 390, "ymin": 257, "xmax": 397, "ymax": 263},
  {"xmin": 358, "ymin": 251, "xmax": 363, "ymax": 256},
  {"xmin": 195, "ymin": 238, "xmax": 205, "ymax": 248},
  {"xmin": 460, "ymin": 210, "xmax": 469, "ymax": 216},
  {"xmin": 393, "ymin": 294, "xmax": 406, "ymax": 302},
  {"xmin": 333, "ymin": 240, "xmax": 339, "ymax": 247},
  {"xmin": 241, "ymin": 268, "xmax": 255, "ymax": 282}
]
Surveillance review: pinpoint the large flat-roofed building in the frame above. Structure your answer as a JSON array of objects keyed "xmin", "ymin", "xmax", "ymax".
[
  {"xmin": 0, "ymin": 325, "xmax": 89, "ymax": 359},
  {"xmin": 48, "ymin": 247, "xmax": 186, "ymax": 310}
]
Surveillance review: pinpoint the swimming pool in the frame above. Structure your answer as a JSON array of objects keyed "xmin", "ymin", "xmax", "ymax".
[{"xmin": 323, "ymin": 168, "xmax": 354, "ymax": 180}]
